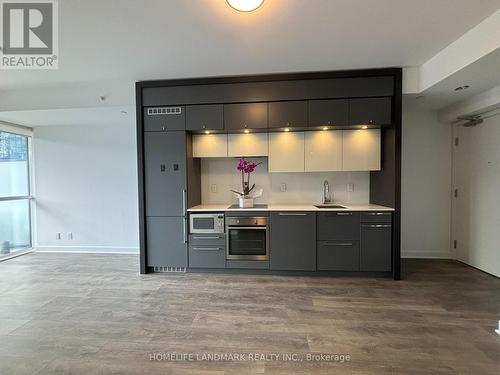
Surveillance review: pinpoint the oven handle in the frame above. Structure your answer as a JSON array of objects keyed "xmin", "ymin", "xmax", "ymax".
[
  {"xmin": 192, "ymin": 247, "xmax": 223, "ymax": 251},
  {"xmin": 278, "ymin": 213, "xmax": 308, "ymax": 216},
  {"xmin": 227, "ymin": 226, "xmax": 268, "ymax": 230},
  {"xmin": 191, "ymin": 236, "xmax": 224, "ymax": 240}
]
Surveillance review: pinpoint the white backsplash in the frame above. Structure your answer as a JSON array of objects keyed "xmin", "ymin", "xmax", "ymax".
[{"xmin": 200, "ymin": 158, "xmax": 370, "ymax": 205}]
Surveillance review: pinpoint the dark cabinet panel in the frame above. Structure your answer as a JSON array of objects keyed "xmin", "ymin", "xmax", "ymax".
[
  {"xmin": 224, "ymin": 103, "xmax": 268, "ymax": 131},
  {"xmin": 143, "ymin": 106, "xmax": 185, "ymax": 131},
  {"xmin": 189, "ymin": 246, "xmax": 225, "ymax": 268},
  {"xmin": 144, "ymin": 132, "xmax": 186, "ymax": 217},
  {"xmin": 349, "ymin": 97, "xmax": 392, "ymax": 125},
  {"xmin": 269, "ymin": 101, "xmax": 308, "ymax": 129},
  {"xmin": 270, "ymin": 212, "xmax": 316, "ymax": 271},
  {"xmin": 317, "ymin": 241, "xmax": 360, "ymax": 271},
  {"xmin": 360, "ymin": 224, "xmax": 392, "ymax": 271},
  {"xmin": 147, "ymin": 217, "xmax": 187, "ymax": 267},
  {"xmin": 186, "ymin": 104, "xmax": 224, "ymax": 131},
  {"xmin": 188, "ymin": 234, "xmax": 225, "ymax": 247},
  {"xmin": 308, "ymin": 99, "xmax": 349, "ymax": 127},
  {"xmin": 361, "ymin": 212, "xmax": 392, "ymax": 223},
  {"xmin": 317, "ymin": 212, "xmax": 360, "ymax": 240}
]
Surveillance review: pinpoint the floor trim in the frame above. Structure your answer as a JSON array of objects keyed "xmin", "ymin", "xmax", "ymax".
[
  {"xmin": 0, "ymin": 249, "xmax": 34, "ymax": 262},
  {"xmin": 35, "ymin": 246, "xmax": 139, "ymax": 255}
]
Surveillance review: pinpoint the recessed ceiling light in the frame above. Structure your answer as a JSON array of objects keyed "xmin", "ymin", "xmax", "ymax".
[
  {"xmin": 454, "ymin": 85, "xmax": 470, "ymax": 91},
  {"xmin": 227, "ymin": 0, "xmax": 264, "ymax": 12}
]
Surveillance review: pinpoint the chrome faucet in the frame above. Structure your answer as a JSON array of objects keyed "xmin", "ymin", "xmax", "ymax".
[{"xmin": 323, "ymin": 180, "xmax": 331, "ymax": 204}]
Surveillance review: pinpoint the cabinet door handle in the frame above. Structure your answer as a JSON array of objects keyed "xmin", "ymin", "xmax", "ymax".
[
  {"xmin": 278, "ymin": 213, "xmax": 308, "ymax": 216},
  {"xmin": 192, "ymin": 247, "xmax": 222, "ymax": 251},
  {"xmin": 182, "ymin": 189, "xmax": 187, "ymax": 214},
  {"xmin": 366, "ymin": 212, "xmax": 390, "ymax": 216},
  {"xmin": 336, "ymin": 212, "xmax": 353, "ymax": 216},
  {"xmin": 183, "ymin": 218, "xmax": 188, "ymax": 243},
  {"xmin": 363, "ymin": 224, "xmax": 391, "ymax": 228},
  {"xmin": 325, "ymin": 242, "xmax": 353, "ymax": 246},
  {"xmin": 191, "ymin": 236, "xmax": 223, "ymax": 240}
]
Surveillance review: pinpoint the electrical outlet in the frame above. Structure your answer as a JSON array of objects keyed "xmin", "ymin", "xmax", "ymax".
[
  {"xmin": 347, "ymin": 183, "xmax": 354, "ymax": 192},
  {"xmin": 210, "ymin": 184, "xmax": 217, "ymax": 193},
  {"xmin": 67, "ymin": 232, "xmax": 73, "ymax": 240},
  {"xmin": 280, "ymin": 183, "xmax": 287, "ymax": 192},
  {"xmin": 56, "ymin": 232, "xmax": 61, "ymax": 240}
]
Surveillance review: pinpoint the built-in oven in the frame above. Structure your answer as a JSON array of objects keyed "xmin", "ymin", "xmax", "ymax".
[
  {"xmin": 189, "ymin": 213, "xmax": 225, "ymax": 234},
  {"xmin": 226, "ymin": 217, "xmax": 269, "ymax": 261}
]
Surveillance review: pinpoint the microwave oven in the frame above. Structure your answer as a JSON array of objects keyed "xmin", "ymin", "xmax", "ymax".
[{"xmin": 189, "ymin": 213, "xmax": 225, "ymax": 234}]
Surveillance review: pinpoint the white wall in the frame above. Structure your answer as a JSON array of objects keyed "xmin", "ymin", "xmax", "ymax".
[
  {"xmin": 200, "ymin": 158, "xmax": 370, "ymax": 205},
  {"xmin": 401, "ymin": 110, "xmax": 453, "ymax": 258},
  {"xmin": 33, "ymin": 123, "xmax": 139, "ymax": 253}
]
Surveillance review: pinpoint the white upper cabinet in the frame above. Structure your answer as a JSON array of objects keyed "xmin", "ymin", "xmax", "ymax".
[
  {"xmin": 305, "ymin": 130, "xmax": 342, "ymax": 172},
  {"xmin": 268, "ymin": 132, "xmax": 305, "ymax": 173},
  {"xmin": 342, "ymin": 129, "xmax": 381, "ymax": 171},
  {"xmin": 192, "ymin": 134, "xmax": 228, "ymax": 158},
  {"xmin": 227, "ymin": 133, "xmax": 268, "ymax": 157}
]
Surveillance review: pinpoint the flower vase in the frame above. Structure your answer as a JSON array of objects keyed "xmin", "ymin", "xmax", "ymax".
[{"xmin": 238, "ymin": 196, "xmax": 254, "ymax": 208}]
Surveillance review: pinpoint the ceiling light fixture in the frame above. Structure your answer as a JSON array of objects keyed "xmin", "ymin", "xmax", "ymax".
[
  {"xmin": 454, "ymin": 85, "xmax": 470, "ymax": 91},
  {"xmin": 227, "ymin": 0, "xmax": 264, "ymax": 12}
]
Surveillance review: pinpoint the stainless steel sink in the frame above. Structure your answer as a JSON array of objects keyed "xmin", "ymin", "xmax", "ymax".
[{"xmin": 314, "ymin": 204, "xmax": 348, "ymax": 209}]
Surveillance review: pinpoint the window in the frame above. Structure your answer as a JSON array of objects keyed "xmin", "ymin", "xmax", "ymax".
[{"xmin": 0, "ymin": 131, "xmax": 33, "ymax": 259}]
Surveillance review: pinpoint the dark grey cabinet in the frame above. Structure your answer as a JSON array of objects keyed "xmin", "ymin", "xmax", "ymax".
[
  {"xmin": 308, "ymin": 99, "xmax": 349, "ymax": 127},
  {"xmin": 349, "ymin": 97, "xmax": 392, "ymax": 125},
  {"xmin": 317, "ymin": 212, "xmax": 360, "ymax": 241},
  {"xmin": 360, "ymin": 212, "xmax": 392, "ymax": 223},
  {"xmin": 269, "ymin": 101, "xmax": 308, "ymax": 129},
  {"xmin": 144, "ymin": 132, "xmax": 186, "ymax": 217},
  {"xmin": 143, "ymin": 106, "xmax": 185, "ymax": 131},
  {"xmin": 146, "ymin": 217, "xmax": 187, "ymax": 267},
  {"xmin": 188, "ymin": 234, "xmax": 225, "ymax": 268},
  {"xmin": 317, "ymin": 241, "xmax": 359, "ymax": 271},
  {"xmin": 224, "ymin": 103, "xmax": 268, "ymax": 131},
  {"xmin": 270, "ymin": 212, "xmax": 316, "ymax": 271},
  {"xmin": 360, "ymin": 224, "xmax": 392, "ymax": 271},
  {"xmin": 186, "ymin": 104, "xmax": 224, "ymax": 131}
]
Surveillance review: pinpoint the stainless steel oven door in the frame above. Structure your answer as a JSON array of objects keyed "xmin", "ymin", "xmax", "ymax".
[{"xmin": 226, "ymin": 222, "xmax": 269, "ymax": 261}]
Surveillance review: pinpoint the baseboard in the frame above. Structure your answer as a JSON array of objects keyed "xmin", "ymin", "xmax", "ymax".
[
  {"xmin": 35, "ymin": 246, "xmax": 139, "ymax": 255},
  {"xmin": 402, "ymin": 250, "xmax": 452, "ymax": 259}
]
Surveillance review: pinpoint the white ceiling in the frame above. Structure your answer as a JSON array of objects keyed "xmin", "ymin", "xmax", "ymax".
[{"xmin": 1, "ymin": 0, "xmax": 499, "ymax": 90}]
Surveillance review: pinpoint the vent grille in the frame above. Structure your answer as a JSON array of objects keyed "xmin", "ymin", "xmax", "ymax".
[
  {"xmin": 153, "ymin": 266, "xmax": 186, "ymax": 273},
  {"xmin": 147, "ymin": 107, "xmax": 182, "ymax": 116}
]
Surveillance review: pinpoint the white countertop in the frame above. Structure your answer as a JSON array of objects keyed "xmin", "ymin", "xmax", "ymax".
[{"xmin": 187, "ymin": 203, "xmax": 394, "ymax": 212}]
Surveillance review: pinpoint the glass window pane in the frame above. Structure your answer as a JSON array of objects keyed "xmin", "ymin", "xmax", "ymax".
[
  {"xmin": 0, "ymin": 132, "xmax": 29, "ymax": 197},
  {"xmin": 0, "ymin": 199, "xmax": 31, "ymax": 257}
]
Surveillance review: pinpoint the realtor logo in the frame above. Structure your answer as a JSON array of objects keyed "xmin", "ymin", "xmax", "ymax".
[{"xmin": 1, "ymin": 0, "xmax": 58, "ymax": 69}]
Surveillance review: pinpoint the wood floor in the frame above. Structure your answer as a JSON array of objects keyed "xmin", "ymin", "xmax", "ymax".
[{"xmin": 0, "ymin": 253, "xmax": 498, "ymax": 374}]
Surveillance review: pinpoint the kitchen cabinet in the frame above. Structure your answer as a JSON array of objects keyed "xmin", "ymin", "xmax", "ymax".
[
  {"xmin": 143, "ymin": 106, "xmax": 185, "ymax": 131},
  {"xmin": 146, "ymin": 217, "xmax": 187, "ymax": 268},
  {"xmin": 268, "ymin": 132, "xmax": 305, "ymax": 172},
  {"xmin": 144, "ymin": 131, "xmax": 186, "ymax": 216},
  {"xmin": 224, "ymin": 103, "xmax": 268, "ymax": 131},
  {"xmin": 360, "ymin": 223, "xmax": 392, "ymax": 271},
  {"xmin": 192, "ymin": 134, "xmax": 228, "ymax": 158},
  {"xmin": 349, "ymin": 97, "xmax": 392, "ymax": 125},
  {"xmin": 304, "ymin": 130, "xmax": 342, "ymax": 172},
  {"xmin": 270, "ymin": 212, "xmax": 316, "ymax": 271},
  {"xmin": 317, "ymin": 212, "xmax": 360, "ymax": 241},
  {"xmin": 227, "ymin": 133, "xmax": 268, "ymax": 157},
  {"xmin": 317, "ymin": 241, "xmax": 360, "ymax": 271},
  {"xmin": 308, "ymin": 99, "xmax": 349, "ymax": 127},
  {"xmin": 269, "ymin": 101, "xmax": 308, "ymax": 129},
  {"xmin": 186, "ymin": 104, "xmax": 224, "ymax": 131},
  {"xmin": 188, "ymin": 234, "xmax": 226, "ymax": 268},
  {"xmin": 342, "ymin": 129, "xmax": 381, "ymax": 171}
]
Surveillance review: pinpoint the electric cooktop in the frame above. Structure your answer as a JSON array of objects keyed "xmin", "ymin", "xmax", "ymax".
[{"xmin": 228, "ymin": 204, "xmax": 269, "ymax": 209}]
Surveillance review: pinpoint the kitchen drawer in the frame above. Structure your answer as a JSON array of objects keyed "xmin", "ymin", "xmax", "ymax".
[
  {"xmin": 188, "ymin": 234, "xmax": 225, "ymax": 247},
  {"xmin": 361, "ymin": 212, "xmax": 392, "ymax": 223},
  {"xmin": 317, "ymin": 241, "xmax": 360, "ymax": 271},
  {"xmin": 317, "ymin": 212, "xmax": 360, "ymax": 241},
  {"xmin": 188, "ymin": 245, "xmax": 225, "ymax": 268}
]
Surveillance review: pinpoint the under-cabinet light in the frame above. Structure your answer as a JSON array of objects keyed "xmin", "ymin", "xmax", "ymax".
[
  {"xmin": 322, "ymin": 126, "xmax": 329, "ymax": 131},
  {"xmin": 284, "ymin": 128, "xmax": 290, "ymax": 132},
  {"xmin": 204, "ymin": 130, "xmax": 210, "ymax": 135},
  {"xmin": 361, "ymin": 125, "xmax": 368, "ymax": 129},
  {"xmin": 244, "ymin": 129, "xmax": 250, "ymax": 134}
]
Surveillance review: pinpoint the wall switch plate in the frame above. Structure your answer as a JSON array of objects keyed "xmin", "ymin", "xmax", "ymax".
[
  {"xmin": 210, "ymin": 184, "xmax": 217, "ymax": 193},
  {"xmin": 56, "ymin": 232, "xmax": 61, "ymax": 240},
  {"xmin": 280, "ymin": 183, "xmax": 287, "ymax": 192},
  {"xmin": 347, "ymin": 183, "xmax": 354, "ymax": 192},
  {"xmin": 67, "ymin": 232, "xmax": 73, "ymax": 240}
]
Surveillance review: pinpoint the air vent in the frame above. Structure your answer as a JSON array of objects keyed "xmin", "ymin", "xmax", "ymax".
[
  {"xmin": 153, "ymin": 266, "xmax": 186, "ymax": 273},
  {"xmin": 147, "ymin": 107, "xmax": 182, "ymax": 116}
]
